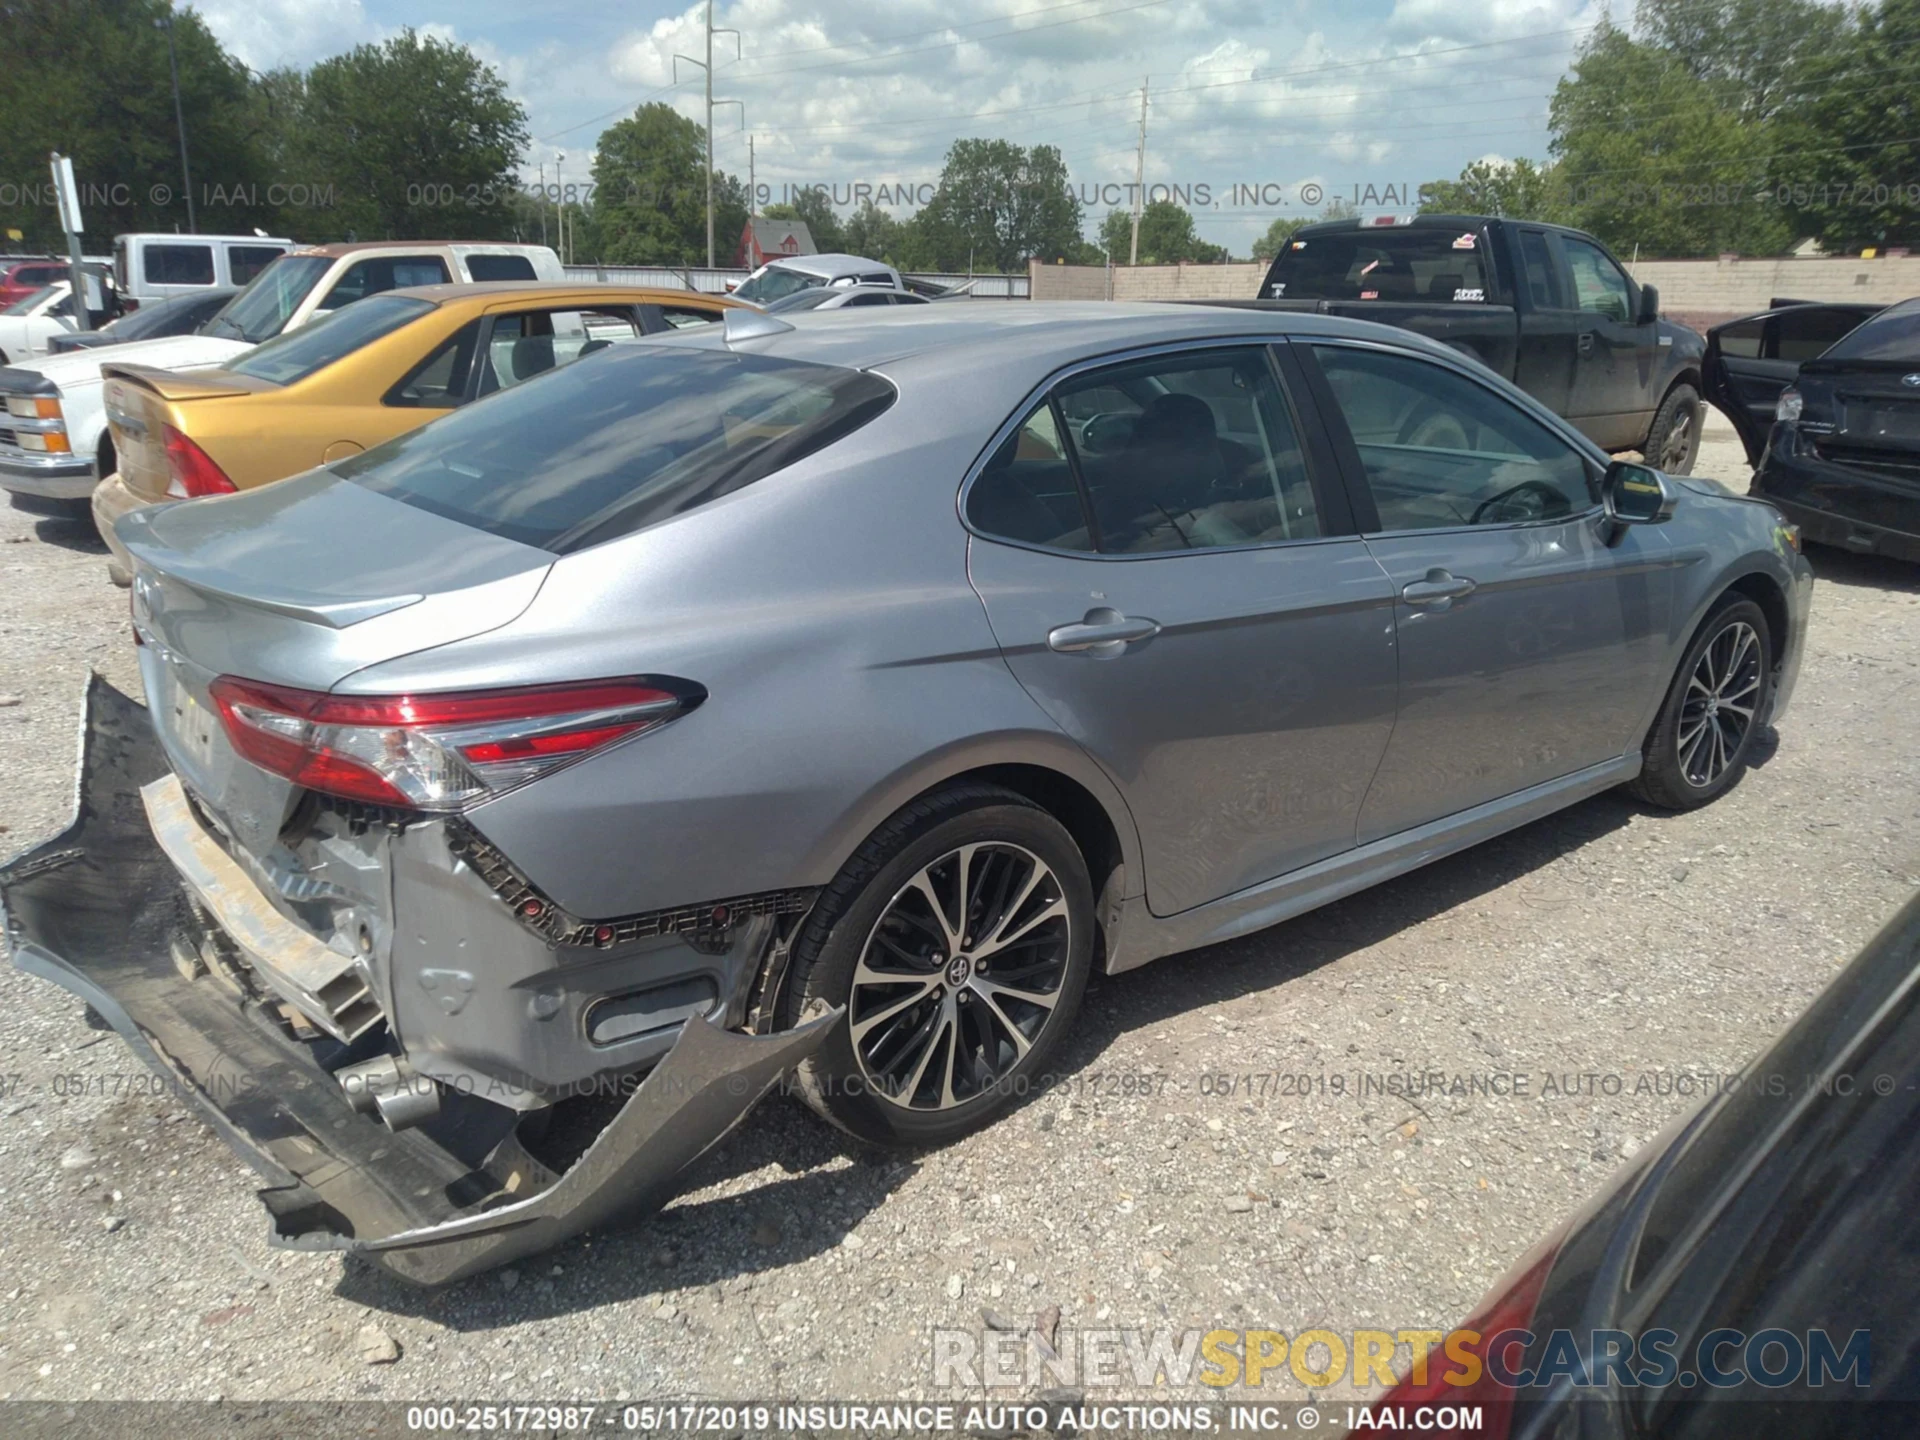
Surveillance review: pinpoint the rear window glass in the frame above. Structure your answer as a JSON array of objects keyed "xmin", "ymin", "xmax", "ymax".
[
  {"xmin": 465, "ymin": 254, "xmax": 539, "ymax": 282},
  {"xmin": 1264, "ymin": 227, "xmax": 1488, "ymax": 302},
  {"xmin": 226, "ymin": 295, "xmax": 434, "ymax": 385},
  {"xmin": 144, "ymin": 244, "xmax": 216, "ymax": 286},
  {"xmin": 226, "ymin": 245, "xmax": 286, "ymax": 285},
  {"xmin": 336, "ymin": 345, "xmax": 896, "ymax": 552},
  {"xmin": 1818, "ymin": 300, "xmax": 1920, "ymax": 364}
]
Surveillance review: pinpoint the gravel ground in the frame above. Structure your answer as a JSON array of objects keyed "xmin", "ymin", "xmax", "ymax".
[{"xmin": 0, "ymin": 409, "xmax": 1915, "ymax": 1409}]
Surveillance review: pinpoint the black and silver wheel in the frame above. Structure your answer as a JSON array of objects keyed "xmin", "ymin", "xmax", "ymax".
[
  {"xmin": 1646, "ymin": 383, "xmax": 1702, "ymax": 476},
  {"xmin": 1631, "ymin": 596, "xmax": 1772, "ymax": 810},
  {"xmin": 784, "ymin": 784, "xmax": 1093, "ymax": 1146}
]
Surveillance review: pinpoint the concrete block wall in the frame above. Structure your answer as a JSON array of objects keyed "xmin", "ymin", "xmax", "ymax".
[{"xmin": 1029, "ymin": 254, "xmax": 1920, "ymax": 321}]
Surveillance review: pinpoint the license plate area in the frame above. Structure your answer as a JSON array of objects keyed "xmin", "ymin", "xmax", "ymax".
[{"xmin": 1840, "ymin": 395, "xmax": 1920, "ymax": 444}]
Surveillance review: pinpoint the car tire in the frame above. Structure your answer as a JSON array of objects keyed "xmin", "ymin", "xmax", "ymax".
[
  {"xmin": 1645, "ymin": 383, "xmax": 1703, "ymax": 476},
  {"xmin": 782, "ymin": 783, "xmax": 1094, "ymax": 1148},
  {"xmin": 1630, "ymin": 596, "xmax": 1772, "ymax": 811}
]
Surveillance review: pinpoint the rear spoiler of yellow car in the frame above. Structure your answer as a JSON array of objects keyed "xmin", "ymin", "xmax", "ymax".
[{"xmin": 98, "ymin": 362, "xmax": 263, "ymax": 402}]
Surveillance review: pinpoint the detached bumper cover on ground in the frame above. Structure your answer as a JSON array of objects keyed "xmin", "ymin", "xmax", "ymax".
[{"xmin": 0, "ymin": 676, "xmax": 836, "ymax": 1286}]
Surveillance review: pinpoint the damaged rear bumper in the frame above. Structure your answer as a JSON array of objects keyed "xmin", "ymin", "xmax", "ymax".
[{"xmin": 0, "ymin": 676, "xmax": 836, "ymax": 1286}]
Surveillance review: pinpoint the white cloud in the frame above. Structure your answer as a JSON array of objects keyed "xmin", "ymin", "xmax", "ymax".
[{"xmin": 202, "ymin": 0, "xmax": 1608, "ymax": 254}]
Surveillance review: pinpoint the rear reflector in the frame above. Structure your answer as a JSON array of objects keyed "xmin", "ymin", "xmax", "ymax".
[
  {"xmin": 208, "ymin": 676, "xmax": 696, "ymax": 811},
  {"xmin": 163, "ymin": 424, "xmax": 237, "ymax": 498}
]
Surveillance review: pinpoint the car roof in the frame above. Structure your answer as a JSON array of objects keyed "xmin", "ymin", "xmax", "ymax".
[
  {"xmin": 760, "ymin": 253, "xmax": 899, "ymax": 280},
  {"xmin": 677, "ymin": 301, "xmax": 1466, "ymax": 379},
  {"xmin": 281, "ymin": 241, "xmax": 554, "ymax": 259},
  {"xmin": 379, "ymin": 281, "xmax": 738, "ymax": 307}
]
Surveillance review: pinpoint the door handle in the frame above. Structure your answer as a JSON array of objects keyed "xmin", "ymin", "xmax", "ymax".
[
  {"xmin": 1047, "ymin": 607, "xmax": 1161, "ymax": 654},
  {"xmin": 1400, "ymin": 569, "xmax": 1477, "ymax": 605},
  {"xmin": 1578, "ymin": 332, "xmax": 1596, "ymax": 357}
]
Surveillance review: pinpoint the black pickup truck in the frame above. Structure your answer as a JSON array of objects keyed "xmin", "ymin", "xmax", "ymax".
[{"xmin": 1213, "ymin": 215, "xmax": 1708, "ymax": 473}]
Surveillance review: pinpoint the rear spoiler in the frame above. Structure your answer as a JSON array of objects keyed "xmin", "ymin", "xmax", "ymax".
[{"xmin": 99, "ymin": 361, "xmax": 259, "ymax": 402}]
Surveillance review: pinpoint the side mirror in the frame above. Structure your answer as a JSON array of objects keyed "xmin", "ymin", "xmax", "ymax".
[
  {"xmin": 1635, "ymin": 283, "xmax": 1660, "ymax": 325},
  {"xmin": 1602, "ymin": 460, "xmax": 1678, "ymax": 529}
]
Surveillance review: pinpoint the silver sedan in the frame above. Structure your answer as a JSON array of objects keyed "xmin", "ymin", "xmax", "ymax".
[{"xmin": 3, "ymin": 303, "xmax": 1812, "ymax": 1282}]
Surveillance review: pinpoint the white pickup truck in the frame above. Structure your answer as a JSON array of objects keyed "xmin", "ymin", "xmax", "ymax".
[{"xmin": 0, "ymin": 240, "xmax": 562, "ymax": 580}]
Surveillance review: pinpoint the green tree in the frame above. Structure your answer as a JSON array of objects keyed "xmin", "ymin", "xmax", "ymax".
[
  {"xmin": 1549, "ymin": 20, "xmax": 1795, "ymax": 257},
  {"xmin": 1095, "ymin": 200, "xmax": 1228, "ymax": 263},
  {"xmin": 1419, "ymin": 158, "xmax": 1566, "ymax": 221},
  {"xmin": 1252, "ymin": 216, "xmax": 1308, "ymax": 260},
  {"xmin": 0, "ymin": 0, "xmax": 276, "ymax": 247},
  {"xmin": 1636, "ymin": 0, "xmax": 1846, "ymax": 119},
  {"xmin": 1770, "ymin": 0, "xmax": 1919, "ymax": 251},
  {"xmin": 841, "ymin": 199, "xmax": 906, "ymax": 263},
  {"xmin": 763, "ymin": 188, "xmax": 845, "ymax": 253},
  {"xmin": 912, "ymin": 139, "xmax": 1083, "ymax": 272},
  {"xmin": 587, "ymin": 102, "xmax": 745, "ymax": 265},
  {"xmin": 294, "ymin": 29, "xmax": 526, "ymax": 242}
]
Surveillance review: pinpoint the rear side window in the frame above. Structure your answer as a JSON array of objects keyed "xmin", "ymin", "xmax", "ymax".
[
  {"xmin": 226, "ymin": 245, "xmax": 286, "ymax": 285},
  {"xmin": 1263, "ymin": 227, "xmax": 1488, "ymax": 302},
  {"xmin": 337, "ymin": 346, "xmax": 897, "ymax": 552},
  {"xmin": 1773, "ymin": 306, "xmax": 1870, "ymax": 363},
  {"xmin": 1819, "ymin": 301, "xmax": 1920, "ymax": 364},
  {"xmin": 226, "ymin": 295, "xmax": 434, "ymax": 384},
  {"xmin": 1716, "ymin": 318, "xmax": 1764, "ymax": 359},
  {"xmin": 316, "ymin": 256, "xmax": 452, "ymax": 311},
  {"xmin": 969, "ymin": 404, "xmax": 1094, "ymax": 552},
  {"xmin": 144, "ymin": 244, "xmax": 215, "ymax": 286},
  {"xmin": 465, "ymin": 254, "xmax": 538, "ymax": 282},
  {"xmin": 1516, "ymin": 230, "xmax": 1563, "ymax": 309}
]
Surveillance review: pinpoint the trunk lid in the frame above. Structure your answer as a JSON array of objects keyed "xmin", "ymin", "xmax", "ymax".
[
  {"xmin": 102, "ymin": 363, "xmax": 279, "ymax": 501},
  {"xmin": 121, "ymin": 469, "xmax": 553, "ymax": 858}
]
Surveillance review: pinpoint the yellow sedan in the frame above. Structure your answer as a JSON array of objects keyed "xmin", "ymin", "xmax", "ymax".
[{"xmin": 95, "ymin": 282, "xmax": 739, "ymax": 576}]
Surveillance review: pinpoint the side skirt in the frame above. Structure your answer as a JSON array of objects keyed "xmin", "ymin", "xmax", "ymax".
[{"xmin": 1106, "ymin": 753, "xmax": 1642, "ymax": 973}]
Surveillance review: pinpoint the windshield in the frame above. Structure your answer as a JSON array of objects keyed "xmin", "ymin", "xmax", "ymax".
[
  {"xmin": 733, "ymin": 265, "xmax": 824, "ymax": 304},
  {"xmin": 764, "ymin": 289, "xmax": 841, "ymax": 313},
  {"xmin": 1263, "ymin": 227, "xmax": 1490, "ymax": 303},
  {"xmin": 337, "ymin": 344, "xmax": 896, "ymax": 552},
  {"xmin": 204, "ymin": 255, "xmax": 332, "ymax": 342},
  {"xmin": 3, "ymin": 286, "xmax": 57, "ymax": 316},
  {"xmin": 226, "ymin": 295, "xmax": 434, "ymax": 385}
]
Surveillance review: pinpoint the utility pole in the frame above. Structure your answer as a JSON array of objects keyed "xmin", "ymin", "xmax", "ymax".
[
  {"xmin": 556, "ymin": 152, "xmax": 567, "ymax": 264},
  {"xmin": 676, "ymin": 2, "xmax": 741, "ymax": 268},
  {"xmin": 537, "ymin": 162, "xmax": 548, "ymax": 247},
  {"xmin": 748, "ymin": 135, "xmax": 756, "ymax": 218},
  {"xmin": 1129, "ymin": 77, "xmax": 1148, "ymax": 266},
  {"xmin": 159, "ymin": 6, "xmax": 196, "ymax": 231}
]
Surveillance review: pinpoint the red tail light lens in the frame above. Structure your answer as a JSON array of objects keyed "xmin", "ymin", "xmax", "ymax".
[
  {"xmin": 208, "ymin": 676, "xmax": 693, "ymax": 811},
  {"xmin": 163, "ymin": 424, "xmax": 237, "ymax": 498},
  {"xmin": 1365, "ymin": 1231, "xmax": 1564, "ymax": 1439}
]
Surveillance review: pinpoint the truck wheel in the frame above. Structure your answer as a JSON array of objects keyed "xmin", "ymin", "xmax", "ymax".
[
  {"xmin": 782, "ymin": 783, "xmax": 1094, "ymax": 1148},
  {"xmin": 1630, "ymin": 596, "xmax": 1772, "ymax": 811},
  {"xmin": 1645, "ymin": 384, "xmax": 1702, "ymax": 475}
]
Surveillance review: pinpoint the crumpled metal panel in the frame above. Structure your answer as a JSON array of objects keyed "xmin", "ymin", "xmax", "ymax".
[{"xmin": 0, "ymin": 675, "xmax": 839, "ymax": 1285}]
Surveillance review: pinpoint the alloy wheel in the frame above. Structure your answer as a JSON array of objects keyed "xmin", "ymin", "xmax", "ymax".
[
  {"xmin": 1678, "ymin": 619, "xmax": 1762, "ymax": 787},
  {"xmin": 849, "ymin": 842, "xmax": 1071, "ymax": 1111}
]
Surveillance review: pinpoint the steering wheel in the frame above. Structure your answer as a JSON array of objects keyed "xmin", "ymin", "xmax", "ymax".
[
  {"xmin": 1079, "ymin": 412, "xmax": 1135, "ymax": 454},
  {"xmin": 1470, "ymin": 479, "xmax": 1565, "ymax": 526}
]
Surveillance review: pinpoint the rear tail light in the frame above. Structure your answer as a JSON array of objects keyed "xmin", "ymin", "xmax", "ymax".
[
  {"xmin": 1776, "ymin": 388, "xmax": 1803, "ymax": 423},
  {"xmin": 1364, "ymin": 1228, "xmax": 1566, "ymax": 1439},
  {"xmin": 208, "ymin": 676, "xmax": 696, "ymax": 811},
  {"xmin": 163, "ymin": 424, "xmax": 237, "ymax": 498}
]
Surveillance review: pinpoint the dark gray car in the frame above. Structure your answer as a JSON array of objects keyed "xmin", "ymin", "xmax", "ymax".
[{"xmin": 1, "ymin": 304, "xmax": 1812, "ymax": 1283}]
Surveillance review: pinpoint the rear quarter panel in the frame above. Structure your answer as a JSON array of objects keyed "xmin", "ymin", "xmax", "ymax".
[{"xmin": 333, "ymin": 371, "xmax": 1146, "ymax": 920}]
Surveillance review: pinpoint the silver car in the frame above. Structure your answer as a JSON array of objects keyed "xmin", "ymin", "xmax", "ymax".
[{"xmin": 3, "ymin": 304, "xmax": 1812, "ymax": 1283}]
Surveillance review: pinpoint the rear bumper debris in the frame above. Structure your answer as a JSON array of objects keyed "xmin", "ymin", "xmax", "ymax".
[{"xmin": 0, "ymin": 675, "xmax": 838, "ymax": 1286}]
